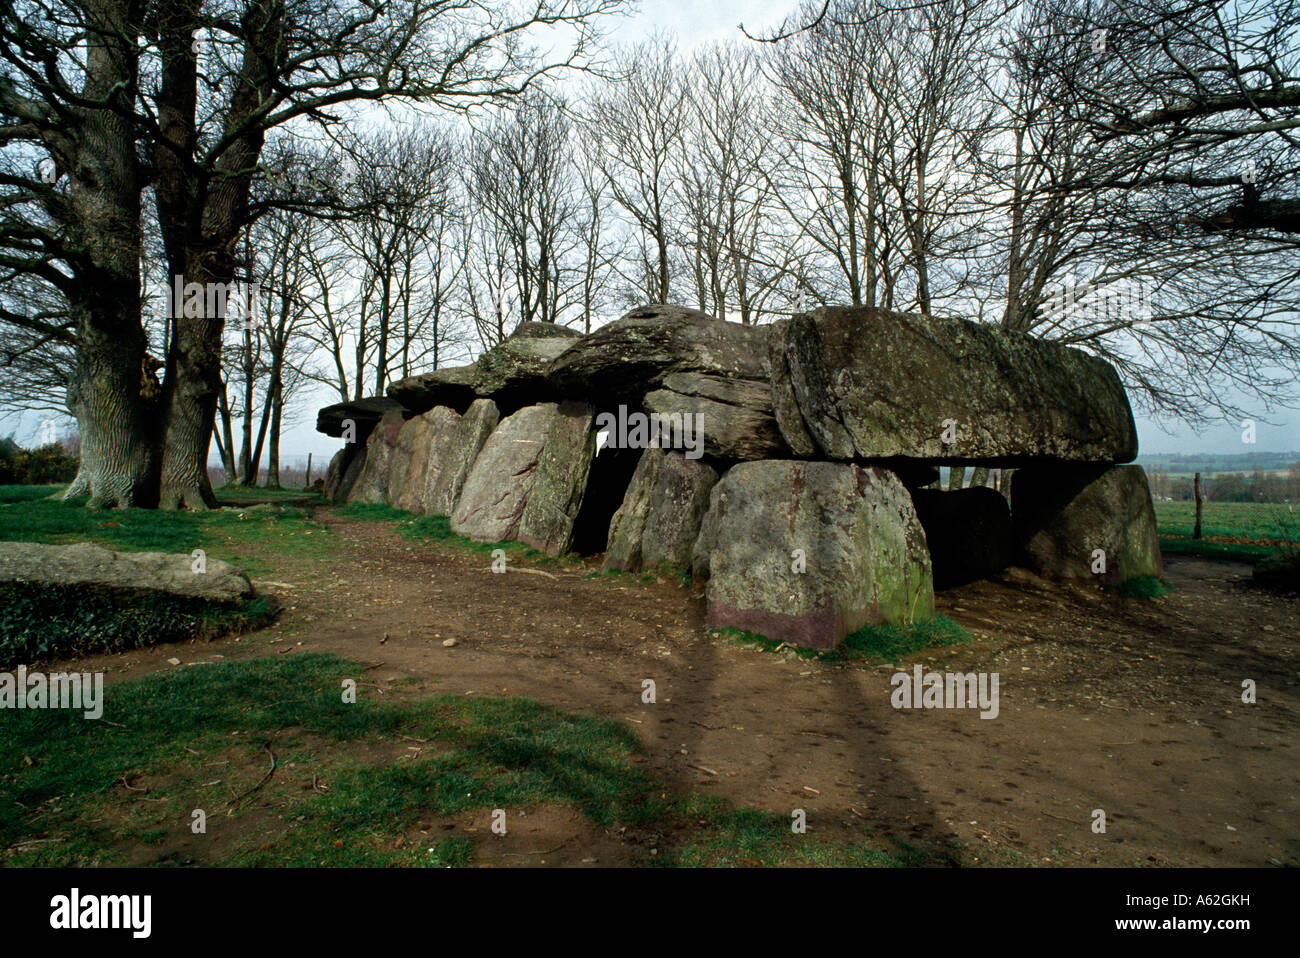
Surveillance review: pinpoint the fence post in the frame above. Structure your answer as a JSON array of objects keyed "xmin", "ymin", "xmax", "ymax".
[{"xmin": 1193, "ymin": 472, "xmax": 1203, "ymax": 540}]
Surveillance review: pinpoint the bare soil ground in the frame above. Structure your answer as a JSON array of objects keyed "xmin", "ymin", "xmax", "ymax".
[{"xmin": 78, "ymin": 508, "xmax": 1300, "ymax": 867}]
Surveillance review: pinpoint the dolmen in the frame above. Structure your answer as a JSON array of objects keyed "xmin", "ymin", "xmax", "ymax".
[{"xmin": 317, "ymin": 306, "xmax": 1162, "ymax": 650}]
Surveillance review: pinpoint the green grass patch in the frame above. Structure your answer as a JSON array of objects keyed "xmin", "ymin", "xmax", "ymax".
[
  {"xmin": 0, "ymin": 583, "xmax": 274, "ymax": 668},
  {"xmin": 331, "ymin": 502, "xmax": 580, "ymax": 569},
  {"xmin": 0, "ymin": 484, "xmax": 65, "ymax": 504},
  {"xmin": 1111, "ymin": 575, "xmax": 1174, "ymax": 599},
  {"xmin": 1154, "ymin": 501, "xmax": 1300, "ymax": 566},
  {"xmin": 0, "ymin": 495, "xmax": 336, "ymax": 577},
  {"xmin": 1157, "ymin": 536, "xmax": 1279, "ymax": 563},
  {"xmin": 717, "ymin": 616, "xmax": 971, "ymax": 666},
  {"xmin": 0, "ymin": 654, "xmax": 955, "ymax": 867},
  {"xmin": 1153, "ymin": 500, "xmax": 1298, "ymax": 542}
]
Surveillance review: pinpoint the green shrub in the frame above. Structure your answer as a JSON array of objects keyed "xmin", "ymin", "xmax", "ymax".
[
  {"xmin": 0, "ymin": 438, "xmax": 78, "ymax": 485},
  {"xmin": 0, "ymin": 582, "xmax": 274, "ymax": 667}
]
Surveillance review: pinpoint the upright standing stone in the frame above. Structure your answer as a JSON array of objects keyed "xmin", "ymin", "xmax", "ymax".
[
  {"xmin": 347, "ymin": 409, "xmax": 406, "ymax": 504},
  {"xmin": 1012, "ymin": 464, "xmax": 1163, "ymax": 585},
  {"xmin": 389, "ymin": 406, "xmax": 462, "ymax": 513},
  {"xmin": 451, "ymin": 404, "xmax": 557, "ymax": 543},
  {"xmin": 604, "ymin": 447, "xmax": 719, "ymax": 572},
  {"xmin": 693, "ymin": 461, "xmax": 934, "ymax": 650},
  {"xmin": 517, "ymin": 401, "xmax": 598, "ymax": 555},
  {"xmin": 324, "ymin": 445, "xmax": 359, "ymax": 503},
  {"xmin": 424, "ymin": 399, "xmax": 499, "ymax": 516}
]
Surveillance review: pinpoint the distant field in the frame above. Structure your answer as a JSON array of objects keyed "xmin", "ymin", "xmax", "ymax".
[
  {"xmin": 1154, "ymin": 501, "xmax": 1297, "ymax": 562},
  {"xmin": 1154, "ymin": 501, "xmax": 1296, "ymax": 541}
]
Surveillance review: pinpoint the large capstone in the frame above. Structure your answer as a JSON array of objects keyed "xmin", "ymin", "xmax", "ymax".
[
  {"xmin": 771, "ymin": 306, "xmax": 1138, "ymax": 463},
  {"xmin": 424, "ymin": 399, "xmax": 499, "ymax": 516},
  {"xmin": 910, "ymin": 486, "xmax": 1014, "ymax": 587},
  {"xmin": 604, "ymin": 447, "xmax": 719, "ymax": 573},
  {"xmin": 692, "ymin": 461, "xmax": 935, "ymax": 650},
  {"xmin": 1012, "ymin": 464, "xmax": 1163, "ymax": 585},
  {"xmin": 386, "ymin": 363, "xmax": 479, "ymax": 416},
  {"xmin": 388, "ymin": 322, "xmax": 581, "ymax": 415},
  {"xmin": 0, "ymin": 541, "xmax": 253, "ymax": 602},
  {"xmin": 451, "ymin": 401, "xmax": 596, "ymax": 553},
  {"xmin": 642, "ymin": 372, "xmax": 787, "ymax": 461},
  {"xmin": 315, "ymin": 396, "xmax": 403, "ymax": 440},
  {"xmin": 546, "ymin": 305, "xmax": 772, "ymax": 406}
]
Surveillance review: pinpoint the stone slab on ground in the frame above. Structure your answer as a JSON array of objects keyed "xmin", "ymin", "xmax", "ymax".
[{"xmin": 0, "ymin": 541, "xmax": 253, "ymax": 602}]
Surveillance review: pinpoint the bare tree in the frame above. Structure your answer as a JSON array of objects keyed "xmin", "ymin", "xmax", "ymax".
[
  {"xmin": 466, "ymin": 95, "xmax": 580, "ymax": 330},
  {"xmin": 984, "ymin": 0, "xmax": 1300, "ymax": 421},
  {"xmin": 586, "ymin": 37, "xmax": 688, "ymax": 304},
  {"xmin": 0, "ymin": 0, "xmax": 626, "ymax": 508},
  {"xmin": 763, "ymin": 0, "xmax": 896, "ymax": 307}
]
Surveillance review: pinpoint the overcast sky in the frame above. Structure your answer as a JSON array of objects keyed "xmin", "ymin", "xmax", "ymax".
[{"xmin": 3, "ymin": 0, "xmax": 1296, "ymax": 466}]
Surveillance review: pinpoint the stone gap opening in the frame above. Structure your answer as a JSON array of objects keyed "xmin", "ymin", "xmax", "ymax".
[
  {"xmin": 571, "ymin": 445, "xmax": 642, "ymax": 556},
  {"xmin": 909, "ymin": 484, "xmax": 1014, "ymax": 589}
]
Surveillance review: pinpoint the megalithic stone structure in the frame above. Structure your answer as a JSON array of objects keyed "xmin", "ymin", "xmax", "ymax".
[{"xmin": 316, "ymin": 305, "xmax": 1161, "ymax": 650}]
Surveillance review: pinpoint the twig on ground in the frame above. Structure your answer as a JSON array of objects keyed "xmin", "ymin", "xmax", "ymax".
[{"xmin": 227, "ymin": 741, "xmax": 277, "ymax": 811}]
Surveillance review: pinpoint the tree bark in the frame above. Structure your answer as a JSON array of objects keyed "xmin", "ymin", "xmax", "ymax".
[{"xmin": 60, "ymin": 0, "xmax": 155, "ymax": 507}]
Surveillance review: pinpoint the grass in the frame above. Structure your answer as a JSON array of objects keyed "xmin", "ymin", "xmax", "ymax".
[
  {"xmin": 717, "ymin": 615, "xmax": 971, "ymax": 666},
  {"xmin": 213, "ymin": 484, "xmax": 326, "ymax": 505},
  {"xmin": 1153, "ymin": 500, "xmax": 1296, "ymax": 542},
  {"xmin": 0, "ymin": 583, "xmax": 274, "ymax": 668},
  {"xmin": 1111, "ymin": 575, "xmax": 1174, "ymax": 599},
  {"xmin": 0, "ymin": 490, "xmax": 337, "ymax": 577},
  {"xmin": 332, "ymin": 501, "xmax": 583, "ymax": 569},
  {"xmin": 0, "ymin": 654, "xmax": 950, "ymax": 867},
  {"xmin": 0, "ymin": 484, "xmax": 65, "ymax": 504},
  {"xmin": 1153, "ymin": 500, "xmax": 1299, "ymax": 564}
]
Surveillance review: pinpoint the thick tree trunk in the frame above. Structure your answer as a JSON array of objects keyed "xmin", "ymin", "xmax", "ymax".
[
  {"xmin": 157, "ymin": 276, "xmax": 222, "ymax": 509},
  {"xmin": 65, "ymin": 308, "xmax": 157, "ymax": 508},
  {"xmin": 152, "ymin": 1, "xmax": 277, "ymax": 509},
  {"xmin": 59, "ymin": 0, "xmax": 154, "ymax": 507}
]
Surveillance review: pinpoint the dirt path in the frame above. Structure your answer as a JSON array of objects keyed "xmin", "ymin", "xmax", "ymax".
[{"xmin": 88, "ymin": 509, "xmax": 1300, "ymax": 866}]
